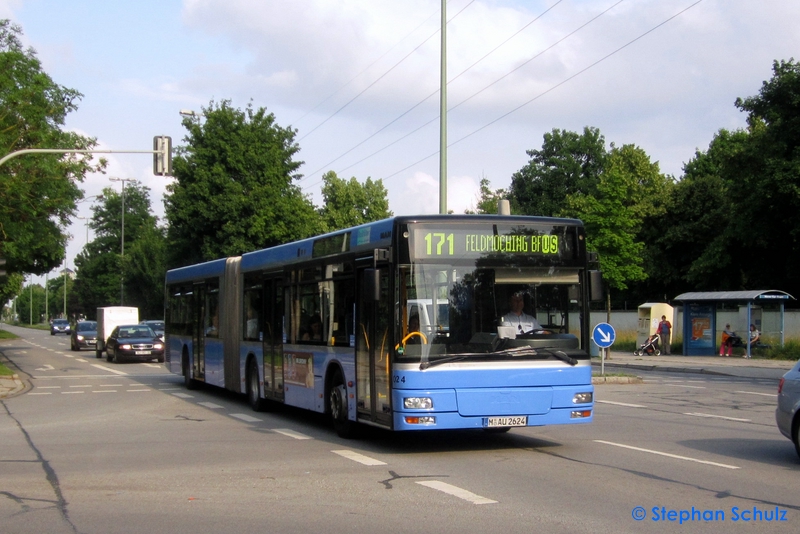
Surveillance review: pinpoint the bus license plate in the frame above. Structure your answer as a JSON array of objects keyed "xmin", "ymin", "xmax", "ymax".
[
  {"xmin": 135, "ymin": 350, "xmax": 151, "ymax": 355},
  {"xmin": 486, "ymin": 416, "xmax": 527, "ymax": 428}
]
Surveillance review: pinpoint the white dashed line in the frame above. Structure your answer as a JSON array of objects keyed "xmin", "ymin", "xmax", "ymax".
[
  {"xmin": 172, "ymin": 393, "xmax": 194, "ymax": 399},
  {"xmin": 332, "ymin": 450, "xmax": 385, "ymax": 465},
  {"xmin": 272, "ymin": 428, "xmax": 312, "ymax": 440},
  {"xmin": 92, "ymin": 390, "xmax": 117, "ymax": 393},
  {"xmin": 416, "ymin": 481, "xmax": 497, "ymax": 504},
  {"xmin": 683, "ymin": 412, "xmax": 751, "ymax": 422},
  {"xmin": 90, "ymin": 364, "xmax": 128, "ymax": 376},
  {"xmin": 734, "ymin": 390, "xmax": 776, "ymax": 397},
  {"xmin": 198, "ymin": 402, "xmax": 224, "ymax": 409},
  {"xmin": 594, "ymin": 440, "xmax": 739, "ymax": 469},
  {"xmin": 596, "ymin": 400, "xmax": 647, "ymax": 408},
  {"xmin": 230, "ymin": 413, "xmax": 262, "ymax": 423},
  {"xmin": 663, "ymin": 384, "xmax": 705, "ymax": 389},
  {"xmin": 127, "ymin": 389, "xmax": 151, "ymax": 392}
]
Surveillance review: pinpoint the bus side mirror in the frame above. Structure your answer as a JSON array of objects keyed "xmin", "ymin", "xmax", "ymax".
[
  {"xmin": 364, "ymin": 269, "xmax": 380, "ymax": 302},
  {"xmin": 589, "ymin": 270, "xmax": 603, "ymax": 302}
]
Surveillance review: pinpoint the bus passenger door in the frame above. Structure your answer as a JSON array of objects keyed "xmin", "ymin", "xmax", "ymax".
[
  {"xmin": 356, "ymin": 266, "xmax": 392, "ymax": 427},
  {"xmin": 263, "ymin": 276, "xmax": 284, "ymax": 401},
  {"xmin": 192, "ymin": 284, "xmax": 206, "ymax": 381}
]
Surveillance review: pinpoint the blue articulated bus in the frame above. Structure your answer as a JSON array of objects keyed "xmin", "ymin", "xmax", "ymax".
[{"xmin": 165, "ymin": 215, "xmax": 599, "ymax": 437}]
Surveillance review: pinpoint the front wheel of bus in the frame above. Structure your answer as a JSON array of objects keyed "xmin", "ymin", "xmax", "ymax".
[{"xmin": 329, "ymin": 371, "xmax": 356, "ymax": 438}]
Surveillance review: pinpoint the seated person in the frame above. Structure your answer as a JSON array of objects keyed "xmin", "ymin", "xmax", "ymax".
[
  {"xmin": 406, "ymin": 314, "xmax": 422, "ymax": 344},
  {"xmin": 748, "ymin": 324, "xmax": 760, "ymax": 345},
  {"xmin": 720, "ymin": 324, "xmax": 736, "ymax": 356},
  {"xmin": 499, "ymin": 291, "xmax": 542, "ymax": 334},
  {"xmin": 302, "ymin": 315, "xmax": 323, "ymax": 341}
]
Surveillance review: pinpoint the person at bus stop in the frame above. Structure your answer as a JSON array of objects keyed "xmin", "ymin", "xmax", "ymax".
[
  {"xmin": 500, "ymin": 291, "xmax": 542, "ymax": 333},
  {"xmin": 748, "ymin": 324, "xmax": 760, "ymax": 346},
  {"xmin": 720, "ymin": 324, "xmax": 736, "ymax": 357},
  {"xmin": 657, "ymin": 315, "xmax": 671, "ymax": 355}
]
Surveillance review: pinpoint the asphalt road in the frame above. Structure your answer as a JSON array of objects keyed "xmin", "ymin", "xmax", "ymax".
[{"xmin": 1, "ymin": 325, "xmax": 798, "ymax": 533}]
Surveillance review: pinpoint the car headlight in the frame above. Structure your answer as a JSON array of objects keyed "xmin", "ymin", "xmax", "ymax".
[
  {"xmin": 77, "ymin": 335, "xmax": 84, "ymax": 341},
  {"xmin": 404, "ymin": 397, "xmax": 433, "ymax": 409},
  {"xmin": 120, "ymin": 344, "xmax": 132, "ymax": 350},
  {"xmin": 153, "ymin": 343, "xmax": 163, "ymax": 350}
]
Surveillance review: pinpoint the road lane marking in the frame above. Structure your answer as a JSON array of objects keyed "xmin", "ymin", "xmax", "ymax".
[
  {"xmin": 416, "ymin": 481, "xmax": 497, "ymax": 504},
  {"xmin": 332, "ymin": 450, "xmax": 385, "ymax": 465},
  {"xmin": 69, "ymin": 385, "xmax": 92, "ymax": 388},
  {"xmin": 35, "ymin": 364, "xmax": 54, "ymax": 371},
  {"xmin": 92, "ymin": 390, "xmax": 117, "ymax": 393},
  {"xmin": 127, "ymin": 389, "xmax": 151, "ymax": 392},
  {"xmin": 683, "ymin": 412, "xmax": 751, "ymax": 422},
  {"xmin": 230, "ymin": 413, "xmax": 262, "ymax": 423},
  {"xmin": 172, "ymin": 393, "xmax": 194, "ymax": 398},
  {"xmin": 37, "ymin": 386, "xmax": 61, "ymax": 389},
  {"xmin": 61, "ymin": 391, "xmax": 85, "ymax": 394},
  {"xmin": 198, "ymin": 402, "xmax": 224, "ymax": 409},
  {"xmin": 273, "ymin": 428, "xmax": 312, "ymax": 440},
  {"xmin": 594, "ymin": 440, "xmax": 739, "ymax": 469},
  {"xmin": 29, "ymin": 392, "xmax": 52, "ymax": 395},
  {"xmin": 142, "ymin": 363, "xmax": 161, "ymax": 368},
  {"xmin": 663, "ymin": 384, "xmax": 705, "ymax": 389},
  {"xmin": 734, "ymin": 390, "xmax": 776, "ymax": 397},
  {"xmin": 64, "ymin": 355, "xmax": 74, "ymax": 358},
  {"xmin": 76, "ymin": 358, "xmax": 88, "ymax": 362},
  {"xmin": 596, "ymin": 400, "xmax": 647, "ymax": 408},
  {"xmin": 90, "ymin": 364, "xmax": 128, "ymax": 376},
  {"xmin": 100, "ymin": 384, "xmax": 124, "ymax": 387},
  {"xmin": 159, "ymin": 388, "xmax": 180, "ymax": 391}
]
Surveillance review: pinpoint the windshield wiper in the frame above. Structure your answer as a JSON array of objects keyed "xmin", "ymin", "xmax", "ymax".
[{"xmin": 419, "ymin": 346, "xmax": 577, "ymax": 370}]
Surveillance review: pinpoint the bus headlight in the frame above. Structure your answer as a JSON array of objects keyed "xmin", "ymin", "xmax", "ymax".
[
  {"xmin": 573, "ymin": 392, "xmax": 593, "ymax": 404},
  {"xmin": 404, "ymin": 397, "xmax": 433, "ymax": 409}
]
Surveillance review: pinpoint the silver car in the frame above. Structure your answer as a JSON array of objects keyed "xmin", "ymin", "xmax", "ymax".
[{"xmin": 776, "ymin": 360, "xmax": 800, "ymax": 460}]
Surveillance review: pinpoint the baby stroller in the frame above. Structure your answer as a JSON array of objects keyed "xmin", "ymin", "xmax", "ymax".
[{"xmin": 634, "ymin": 333, "xmax": 661, "ymax": 356}]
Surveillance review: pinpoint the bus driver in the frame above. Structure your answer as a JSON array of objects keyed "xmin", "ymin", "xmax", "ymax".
[{"xmin": 500, "ymin": 291, "xmax": 542, "ymax": 333}]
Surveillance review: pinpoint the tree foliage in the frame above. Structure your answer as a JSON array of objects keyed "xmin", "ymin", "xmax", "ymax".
[
  {"xmin": 165, "ymin": 100, "xmax": 320, "ymax": 266},
  {"xmin": 72, "ymin": 183, "xmax": 165, "ymax": 319},
  {"xmin": 318, "ymin": 171, "xmax": 392, "ymax": 232},
  {"xmin": 509, "ymin": 127, "xmax": 606, "ymax": 216},
  {"xmin": 465, "ymin": 176, "xmax": 506, "ymax": 215},
  {"xmin": 0, "ymin": 20, "xmax": 104, "ymax": 295}
]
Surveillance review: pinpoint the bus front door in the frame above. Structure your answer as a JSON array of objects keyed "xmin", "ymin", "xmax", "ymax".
[{"xmin": 356, "ymin": 266, "xmax": 392, "ymax": 427}]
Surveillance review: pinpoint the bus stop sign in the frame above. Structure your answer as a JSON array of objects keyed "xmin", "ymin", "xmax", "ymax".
[{"xmin": 592, "ymin": 323, "xmax": 616, "ymax": 348}]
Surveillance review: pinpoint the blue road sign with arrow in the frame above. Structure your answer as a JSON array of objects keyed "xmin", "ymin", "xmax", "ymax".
[{"xmin": 592, "ymin": 322, "xmax": 616, "ymax": 348}]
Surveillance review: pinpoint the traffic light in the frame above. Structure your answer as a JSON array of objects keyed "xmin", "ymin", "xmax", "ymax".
[{"xmin": 153, "ymin": 136, "xmax": 172, "ymax": 176}]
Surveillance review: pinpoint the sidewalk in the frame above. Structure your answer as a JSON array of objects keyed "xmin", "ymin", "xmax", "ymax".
[
  {"xmin": 0, "ymin": 373, "xmax": 26, "ymax": 399},
  {"xmin": 594, "ymin": 349, "xmax": 796, "ymax": 381}
]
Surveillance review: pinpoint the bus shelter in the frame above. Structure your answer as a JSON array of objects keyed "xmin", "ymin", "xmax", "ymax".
[{"xmin": 674, "ymin": 290, "xmax": 795, "ymax": 357}]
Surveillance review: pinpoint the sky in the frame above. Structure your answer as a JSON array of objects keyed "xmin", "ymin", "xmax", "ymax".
[{"xmin": 3, "ymin": 0, "xmax": 799, "ymax": 286}]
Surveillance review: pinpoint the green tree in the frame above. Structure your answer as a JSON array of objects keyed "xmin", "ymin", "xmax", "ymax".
[
  {"xmin": 165, "ymin": 100, "xmax": 320, "ymax": 266},
  {"xmin": 318, "ymin": 171, "xmax": 392, "ymax": 232},
  {"xmin": 0, "ymin": 20, "xmax": 104, "ymax": 297},
  {"xmin": 567, "ymin": 144, "xmax": 670, "ymax": 312},
  {"xmin": 509, "ymin": 127, "xmax": 607, "ymax": 216},
  {"xmin": 14, "ymin": 283, "xmax": 45, "ymax": 324},
  {"xmin": 465, "ymin": 176, "xmax": 506, "ymax": 215},
  {"xmin": 72, "ymin": 183, "xmax": 164, "ymax": 318}
]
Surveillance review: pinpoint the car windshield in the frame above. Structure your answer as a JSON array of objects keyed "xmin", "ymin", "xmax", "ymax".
[
  {"xmin": 77, "ymin": 322, "xmax": 96, "ymax": 331},
  {"xmin": 118, "ymin": 326, "xmax": 155, "ymax": 338},
  {"xmin": 54, "ymin": 320, "xmax": 68, "ymax": 325}
]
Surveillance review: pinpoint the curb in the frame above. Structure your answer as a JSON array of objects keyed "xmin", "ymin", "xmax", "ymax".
[
  {"xmin": 593, "ymin": 361, "xmax": 730, "ymax": 377},
  {"xmin": 0, "ymin": 374, "xmax": 26, "ymax": 399}
]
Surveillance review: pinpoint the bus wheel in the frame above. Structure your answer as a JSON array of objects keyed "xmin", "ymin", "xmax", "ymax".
[
  {"xmin": 246, "ymin": 360, "xmax": 266, "ymax": 412},
  {"xmin": 183, "ymin": 353, "xmax": 197, "ymax": 390},
  {"xmin": 329, "ymin": 371, "xmax": 356, "ymax": 438}
]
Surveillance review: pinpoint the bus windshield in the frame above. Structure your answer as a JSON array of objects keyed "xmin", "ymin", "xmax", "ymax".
[{"xmin": 396, "ymin": 263, "xmax": 584, "ymax": 364}]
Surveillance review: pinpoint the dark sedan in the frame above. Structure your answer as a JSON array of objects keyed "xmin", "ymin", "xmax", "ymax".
[
  {"xmin": 71, "ymin": 321, "xmax": 98, "ymax": 351},
  {"xmin": 140, "ymin": 320, "xmax": 165, "ymax": 340},
  {"xmin": 105, "ymin": 324, "xmax": 165, "ymax": 364},
  {"xmin": 51, "ymin": 318, "xmax": 71, "ymax": 335}
]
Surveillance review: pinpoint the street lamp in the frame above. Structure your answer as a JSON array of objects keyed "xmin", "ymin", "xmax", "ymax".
[{"xmin": 109, "ymin": 178, "xmax": 137, "ymax": 305}]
